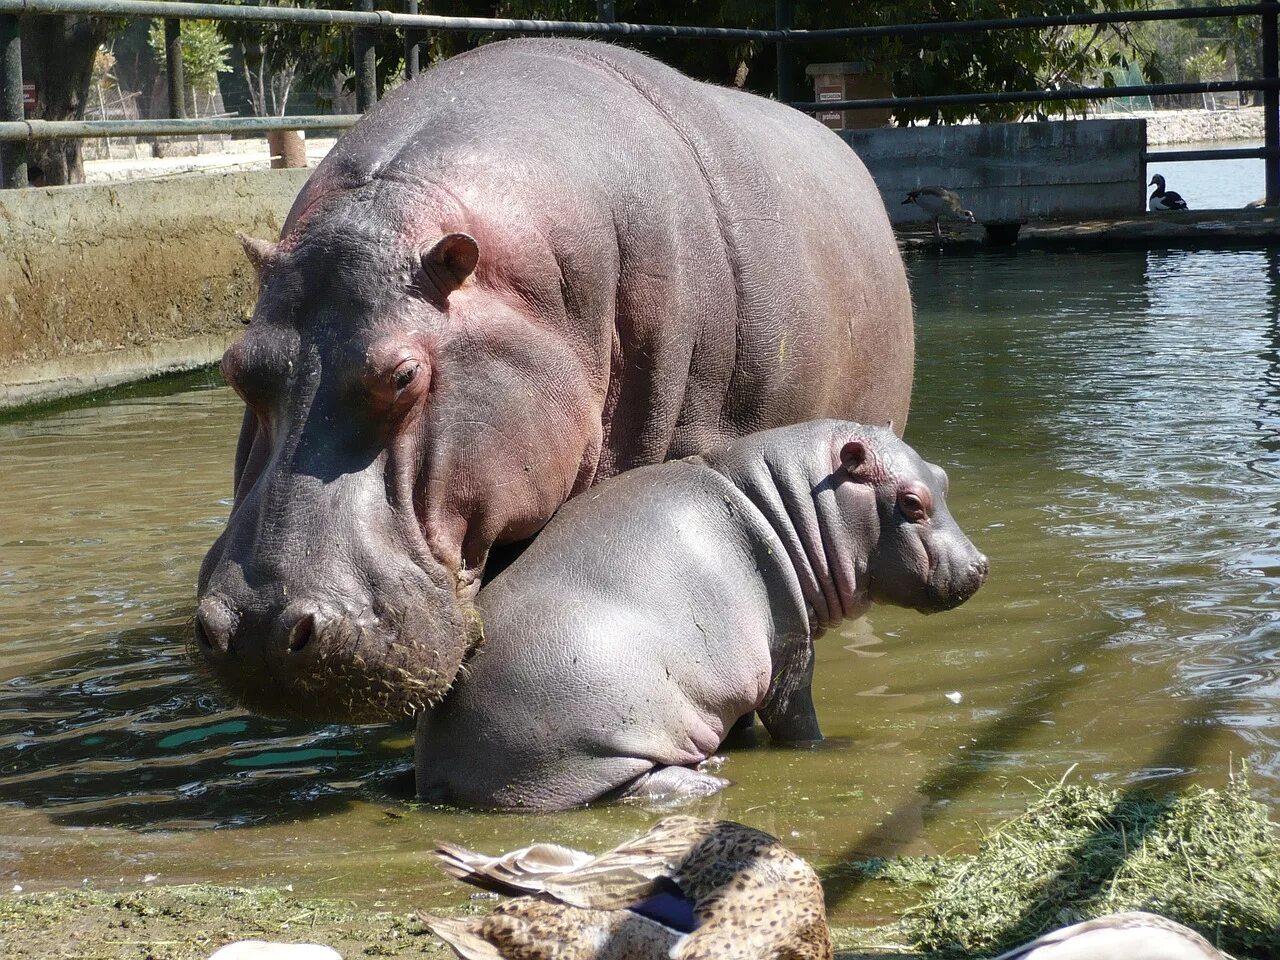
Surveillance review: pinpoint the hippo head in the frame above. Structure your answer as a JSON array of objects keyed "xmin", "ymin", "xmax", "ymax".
[
  {"xmin": 846, "ymin": 427, "xmax": 989, "ymax": 614},
  {"xmin": 705, "ymin": 420, "xmax": 987, "ymax": 627},
  {"xmin": 195, "ymin": 185, "xmax": 602, "ymax": 723}
]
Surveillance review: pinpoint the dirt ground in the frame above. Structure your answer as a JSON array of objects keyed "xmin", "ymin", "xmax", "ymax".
[{"xmin": 0, "ymin": 885, "xmax": 906, "ymax": 960}]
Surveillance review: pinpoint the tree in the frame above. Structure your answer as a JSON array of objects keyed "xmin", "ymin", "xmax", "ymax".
[
  {"xmin": 20, "ymin": 15, "xmax": 114, "ymax": 184},
  {"xmin": 18, "ymin": 1, "xmax": 1162, "ymax": 185},
  {"xmin": 148, "ymin": 18, "xmax": 233, "ymax": 107}
]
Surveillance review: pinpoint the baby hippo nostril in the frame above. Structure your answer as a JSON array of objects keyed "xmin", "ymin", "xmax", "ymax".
[
  {"xmin": 971, "ymin": 553, "xmax": 991, "ymax": 582},
  {"xmin": 287, "ymin": 612, "xmax": 316, "ymax": 653}
]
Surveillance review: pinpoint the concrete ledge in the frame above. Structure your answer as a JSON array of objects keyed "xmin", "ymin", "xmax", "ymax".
[
  {"xmin": 0, "ymin": 333, "xmax": 235, "ymax": 409},
  {"xmin": 0, "ymin": 169, "xmax": 309, "ymax": 411},
  {"xmin": 895, "ymin": 208, "xmax": 1280, "ymax": 251},
  {"xmin": 844, "ymin": 119, "xmax": 1146, "ymax": 225}
]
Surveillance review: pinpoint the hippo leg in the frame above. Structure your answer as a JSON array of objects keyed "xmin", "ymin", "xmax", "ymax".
[
  {"xmin": 618, "ymin": 765, "xmax": 732, "ymax": 804},
  {"xmin": 756, "ymin": 647, "xmax": 824, "ymax": 743}
]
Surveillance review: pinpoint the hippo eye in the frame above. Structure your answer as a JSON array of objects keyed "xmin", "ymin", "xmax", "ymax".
[
  {"xmin": 392, "ymin": 360, "xmax": 420, "ymax": 393},
  {"xmin": 898, "ymin": 489, "xmax": 931, "ymax": 522}
]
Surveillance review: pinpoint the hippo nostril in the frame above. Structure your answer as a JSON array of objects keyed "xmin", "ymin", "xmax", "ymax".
[
  {"xmin": 972, "ymin": 554, "xmax": 991, "ymax": 581},
  {"xmin": 287, "ymin": 613, "xmax": 316, "ymax": 653},
  {"xmin": 194, "ymin": 604, "xmax": 232, "ymax": 657}
]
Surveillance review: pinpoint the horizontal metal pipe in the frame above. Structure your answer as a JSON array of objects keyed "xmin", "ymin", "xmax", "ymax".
[
  {"xmin": 0, "ymin": 0, "xmax": 1269, "ymax": 42},
  {"xmin": 0, "ymin": 115, "xmax": 360, "ymax": 141},
  {"xmin": 791, "ymin": 78, "xmax": 1280, "ymax": 112},
  {"xmin": 6, "ymin": 76, "xmax": 1279, "ymax": 141},
  {"xmin": 1145, "ymin": 147, "xmax": 1280, "ymax": 162},
  {"xmin": 803, "ymin": 4, "xmax": 1274, "ymax": 41},
  {"xmin": 0, "ymin": 0, "xmax": 783, "ymax": 40}
]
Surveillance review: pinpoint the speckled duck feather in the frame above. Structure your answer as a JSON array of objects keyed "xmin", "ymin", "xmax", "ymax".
[{"xmin": 420, "ymin": 816, "xmax": 833, "ymax": 960}]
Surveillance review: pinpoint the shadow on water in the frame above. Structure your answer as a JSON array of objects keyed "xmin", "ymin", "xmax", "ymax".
[
  {"xmin": 822, "ymin": 595, "xmax": 1230, "ymax": 913},
  {"xmin": 0, "ymin": 610, "xmax": 411, "ymax": 830}
]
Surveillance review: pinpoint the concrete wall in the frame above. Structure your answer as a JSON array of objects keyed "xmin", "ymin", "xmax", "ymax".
[
  {"xmin": 844, "ymin": 119, "xmax": 1146, "ymax": 225},
  {"xmin": 0, "ymin": 170, "xmax": 309, "ymax": 409}
]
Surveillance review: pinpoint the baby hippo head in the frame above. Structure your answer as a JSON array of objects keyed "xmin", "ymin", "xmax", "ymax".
[
  {"xmin": 706, "ymin": 420, "xmax": 987, "ymax": 624},
  {"xmin": 843, "ymin": 426, "xmax": 989, "ymax": 613}
]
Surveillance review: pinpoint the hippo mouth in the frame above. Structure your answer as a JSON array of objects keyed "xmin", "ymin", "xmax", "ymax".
[
  {"xmin": 191, "ymin": 574, "xmax": 485, "ymax": 725},
  {"xmin": 867, "ymin": 537, "xmax": 989, "ymax": 615}
]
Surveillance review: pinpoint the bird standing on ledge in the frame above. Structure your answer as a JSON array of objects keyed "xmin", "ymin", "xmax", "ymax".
[
  {"xmin": 903, "ymin": 185, "xmax": 977, "ymax": 237},
  {"xmin": 1148, "ymin": 173, "xmax": 1189, "ymax": 212}
]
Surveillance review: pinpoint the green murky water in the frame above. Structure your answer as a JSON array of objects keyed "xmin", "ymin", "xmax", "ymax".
[{"xmin": 1, "ymin": 247, "xmax": 1277, "ymax": 923}]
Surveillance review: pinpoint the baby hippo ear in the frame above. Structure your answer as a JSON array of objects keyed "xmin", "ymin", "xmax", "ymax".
[
  {"xmin": 238, "ymin": 233, "xmax": 279, "ymax": 282},
  {"xmin": 840, "ymin": 439, "xmax": 871, "ymax": 477},
  {"xmin": 420, "ymin": 232, "xmax": 480, "ymax": 298}
]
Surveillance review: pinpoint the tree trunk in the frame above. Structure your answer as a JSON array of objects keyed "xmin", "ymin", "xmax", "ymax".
[
  {"xmin": 20, "ymin": 15, "xmax": 112, "ymax": 185},
  {"xmin": 266, "ymin": 129, "xmax": 305, "ymax": 168}
]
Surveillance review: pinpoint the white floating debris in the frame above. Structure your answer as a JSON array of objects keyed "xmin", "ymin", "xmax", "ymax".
[
  {"xmin": 143, "ymin": 873, "xmax": 158, "ymax": 883},
  {"xmin": 945, "ymin": 691, "xmax": 963, "ymax": 704},
  {"xmin": 207, "ymin": 941, "xmax": 342, "ymax": 960},
  {"xmin": 11, "ymin": 883, "xmax": 22, "ymax": 893}
]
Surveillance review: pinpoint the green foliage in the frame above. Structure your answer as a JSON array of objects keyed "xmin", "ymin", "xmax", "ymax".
[
  {"xmin": 455, "ymin": 1, "xmax": 1160, "ymax": 123},
  {"xmin": 147, "ymin": 19, "xmax": 232, "ymax": 94},
  {"xmin": 854, "ymin": 770, "xmax": 1280, "ymax": 957}
]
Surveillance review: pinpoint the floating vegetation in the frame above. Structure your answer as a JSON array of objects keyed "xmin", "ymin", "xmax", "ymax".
[{"xmin": 851, "ymin": 768, "xmax": 1280, "ymax": 957}]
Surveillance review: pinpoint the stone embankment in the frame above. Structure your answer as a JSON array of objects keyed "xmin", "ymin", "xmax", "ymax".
[{"xmin": 1127, "ymin": 106, "xmax": 1263, "ymax": 145}]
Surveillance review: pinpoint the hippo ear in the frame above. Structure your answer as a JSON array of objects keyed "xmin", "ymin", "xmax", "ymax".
[
  {"xmin": 420, "ymin": 232, "xmax": 479, "ymax": 297},
  {"xmin": 237, "ymin": 233, "xmax": 279, "ymax": 281},
  {"xmin": 839, "ymin": 440, "xmax": 870, "ymax": 477}
]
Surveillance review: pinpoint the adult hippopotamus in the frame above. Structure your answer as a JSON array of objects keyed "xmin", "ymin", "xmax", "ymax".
[
  {"xmin": 195, "ymin": 38, "xmax": 914, "ymax": 724},
  {"xmin": 416, "ymin": 420, "xmax": 987, "ymax": 809}
]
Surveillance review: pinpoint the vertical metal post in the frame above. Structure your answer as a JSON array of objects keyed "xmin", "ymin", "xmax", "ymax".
[
  {"xmin": 1263, "ymin": 0, "xmax": 1279, "ymax": 205},
  {"xmin": 354, "ymin": 0, "xmax": 377, "ymax": 112},
  {"xmin": 164, "ymin": 18, "xmax": 185, "ymax": 119},
  {"xmin": 0, "ymin": 13, "xmax": 25, "ymax": 189},
  {"xmin": 775, "ymin": 0, "xmax": 794, "ymax": 103},
  {"xmin": 596, "ymin": 0, "xmax": 616, "ymax": 21},
  {"xmin": 404, "ymin": 0, "xmax": 420, "ymax": 80}
]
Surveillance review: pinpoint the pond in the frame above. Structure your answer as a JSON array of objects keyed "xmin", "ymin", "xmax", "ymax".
[{"xmin": 1, "ymin": 246, "xmax": 1278, "ymax": 924}]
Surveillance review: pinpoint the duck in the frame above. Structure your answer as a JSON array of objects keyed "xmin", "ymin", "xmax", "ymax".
[
  {"xmin": 902, "ymin": 185, "xmax": 977, "ymax": 237},
  {"xmin": 1148, "ymin": 174, "xmax": 1189, "ymax": 212},
  {"xmin": 991, "ymin": 911, "xmax": 1227, "ymax": 960},
  {"xmin": 418, "ymin": 816, "xmax": 831, "ymax": 960}
]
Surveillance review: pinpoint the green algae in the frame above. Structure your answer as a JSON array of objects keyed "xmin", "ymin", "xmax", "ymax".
[
  {"xmin": 0, "ymin": 884, "xmax": 446, "ymax": 960},
  {"xmin": 0, "ymin": 883, "xmax": 903, "ymax": 960}
]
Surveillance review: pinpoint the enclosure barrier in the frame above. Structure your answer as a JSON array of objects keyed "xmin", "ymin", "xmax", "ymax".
[{"xmin": 0, "ymin": 0, "xmax": 1277, "ymax": 204}]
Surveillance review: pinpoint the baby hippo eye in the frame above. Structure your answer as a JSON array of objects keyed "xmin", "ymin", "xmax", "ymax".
[{"xmin": 897, "ymin": 484, "xmax": 933, "ymax": 522}]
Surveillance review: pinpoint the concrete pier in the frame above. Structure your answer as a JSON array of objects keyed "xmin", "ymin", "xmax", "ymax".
[{"xmin": 0, "ymin": 169, "xmax": 307, "ymax": 410}]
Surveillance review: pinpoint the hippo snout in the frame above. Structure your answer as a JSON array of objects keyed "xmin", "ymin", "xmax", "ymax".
[
  {"xmin": 192, "ymin": 584, "xmax": 470, "ymax": 723},
  {"xmin": 926, "ymin": 549, "xmax": 990, "ymax": 611}
]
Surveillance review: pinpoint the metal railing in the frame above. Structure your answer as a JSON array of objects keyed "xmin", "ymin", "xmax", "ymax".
[{"xmin": 1, "ymin": 0, "xmax": 1277, "ymax": 204}]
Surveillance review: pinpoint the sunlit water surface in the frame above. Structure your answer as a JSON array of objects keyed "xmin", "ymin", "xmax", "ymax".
[{"xmin": 1, "ymin": 247, "xmax": 1278, "ymax": 924}]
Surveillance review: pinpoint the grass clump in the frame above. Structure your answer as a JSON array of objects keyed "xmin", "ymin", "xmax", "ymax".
[{"xmin": 857, "ymin": 768, "xmax": 1280, "ymax": 957}]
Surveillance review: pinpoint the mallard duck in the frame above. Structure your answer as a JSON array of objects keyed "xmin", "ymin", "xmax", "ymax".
[
  {"xmin": 419, "ymin": 816, "xmax": 831, "ymax": 960},
  {"xmin": 991, "ymin": 911, "xmax": 1226, "ymax": 960},
  {"xmin": 1149, "ymin": 174, "xmax": 1189, "ymax": 212},
  {"xmin": 902, "ymin": 185, "xmax": 977, "ymax": 237}
]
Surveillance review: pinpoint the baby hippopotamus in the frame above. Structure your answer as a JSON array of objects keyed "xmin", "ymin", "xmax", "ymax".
[{"xmin": 416, "ymin": 420, "xmax": 988, "ymax": 810}]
